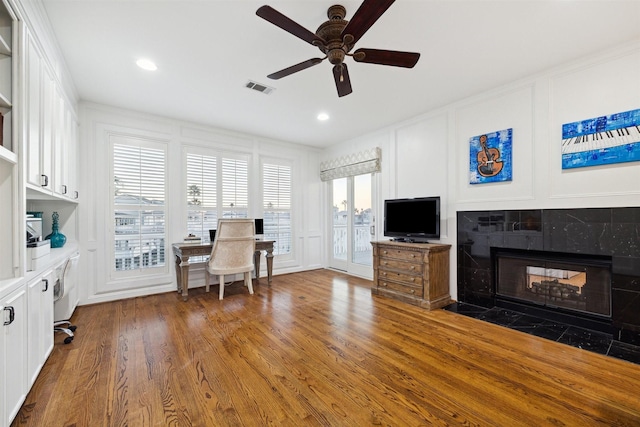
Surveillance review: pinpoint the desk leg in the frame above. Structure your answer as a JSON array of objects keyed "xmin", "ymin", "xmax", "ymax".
[
  {"xmin": 265, "ymin": 247, "xmax": 273, "ymax": 284},
  {"xmin": 179, "ymin": 255, "xmax": 190, "ymax": 301},
  {"xmin": 253, "ymin": 250, "xmax": 261, "ymax": 280},
  {"xmin": 175, "ymin": 255, "xmax": 182, "ymax": 292}
]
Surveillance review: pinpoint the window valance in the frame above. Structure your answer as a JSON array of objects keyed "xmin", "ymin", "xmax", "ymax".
[{"xmin": 319, "ymin": 147, "xmax": 381, "ymax": 181}]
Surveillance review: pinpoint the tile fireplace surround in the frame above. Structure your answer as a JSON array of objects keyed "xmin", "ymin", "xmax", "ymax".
[{"xmin": 457, "ymin": 207, "xmax": 640, "ymax": 346}]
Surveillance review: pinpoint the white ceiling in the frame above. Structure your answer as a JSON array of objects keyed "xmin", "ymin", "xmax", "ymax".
[{"xmin": 41, "ymin": 0, "xmax": 640, "ymax": 148}]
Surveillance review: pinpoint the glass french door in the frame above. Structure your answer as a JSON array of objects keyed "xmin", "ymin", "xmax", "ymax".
[{"xmin": 329, "ymin": 174, "xmax": 374, "ymax": 277}]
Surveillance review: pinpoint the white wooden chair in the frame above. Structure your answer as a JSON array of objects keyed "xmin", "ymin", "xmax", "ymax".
[{"xmin": 205, "ymin": 219, "xmax": 255, "ymax": 300}]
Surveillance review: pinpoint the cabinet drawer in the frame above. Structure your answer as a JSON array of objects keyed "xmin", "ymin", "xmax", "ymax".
[
  {"xmin": 378, "ymin": 280, "xmax": 421, "ymax": 297},
  {"xmin": 378, "ymin": 258, "xmax": 422, "ymax": 273},
  {"xmin": 379, "ymin": 269, "xmax": 423, "ymax": 287},
  {"xmin": 378, "ymin": 247, "xmax": 422, "ymax": 262}
]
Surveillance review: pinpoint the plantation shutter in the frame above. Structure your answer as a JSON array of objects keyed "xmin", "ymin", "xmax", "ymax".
[
  {"xmin": 263, "ymin": 163, "xmax": 292, "ymax": 255},
  {"xmin": 186, "ymin": 152, "xmax": 218, "ymax": 241},
  {"xmin": 112, "ymin": 140, "xmax": 166, "ymax": 272}
]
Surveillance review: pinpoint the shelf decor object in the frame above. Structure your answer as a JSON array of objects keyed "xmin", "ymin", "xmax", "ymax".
[{"xmin": 45, "ymin": 211, "xmax": 66, "ymax": 248}]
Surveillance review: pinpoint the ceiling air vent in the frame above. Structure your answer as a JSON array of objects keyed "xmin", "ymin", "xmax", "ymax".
[{"xmin": 245, "ymin": 80, "xmax": 274, "ymax": 95}]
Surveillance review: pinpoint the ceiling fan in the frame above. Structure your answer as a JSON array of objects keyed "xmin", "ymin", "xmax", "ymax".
[{"xmin": 256, "ymin": 0, "xmax": 420, "ymax": 97}]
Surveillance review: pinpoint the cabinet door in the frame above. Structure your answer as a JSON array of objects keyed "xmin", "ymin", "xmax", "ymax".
[
  {"xmin": 25, "ymin": 32, "xmax": 43, "ymax": 187},
  {"xmin": 41, "ymin": 65, "xmax": 54, "ymax": 190},
  {"xmin": 27, "ymin": 270, "xmax": 54, "ymax": 387},
  {"xmin": 2, "ymin": 286, "xmax": 27, "ymax": 426},
  {"xmin": 66, "ymin": 109, "xmax": 79, "ymax": 199},
  {"xmin": 52, "ymin": 86, "xmax": 66, "ymax": 196}
]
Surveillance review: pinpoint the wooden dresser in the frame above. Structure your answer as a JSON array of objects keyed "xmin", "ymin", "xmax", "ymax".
[{"xmin": 371, "ymin": 241, "xmax": 451, "ymax": 309}]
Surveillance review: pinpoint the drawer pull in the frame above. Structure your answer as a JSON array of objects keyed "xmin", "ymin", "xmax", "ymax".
[
  {"xmin": 382, "ymin": 272, "xmax": 387, "ymax": 276},
  {"xmin": 411, "ymin": 254, "xmax": 416, "ymax": 258},
  {"xmin": 410, "ymin": 278, "xmax": 415, "ymax": 282},
  {"xmin": 410, "ymin": 266, "xmax": 415, "ymax": 270},
  {"xmin": 383, "ymin": 261, "xmax": 388, "ymax": 265},
  {"xmin": 381, "ymin": 282, "xmax": 387, "ymax": 287},
  {"xmin": 383, "ymin": 250, "xmax": 388, "ymax": 254},
  {"xmin": 410, "ymin": 289, "xmax": 415, "ymax": 294}
]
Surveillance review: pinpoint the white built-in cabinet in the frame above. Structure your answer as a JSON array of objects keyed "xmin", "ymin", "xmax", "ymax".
[
  {"xmin": 24, "ymin": 26, "xmax": 78, "ymax": 201},
  {"xmin": 1, "ymin": 284, "xmax": 27, "ymax": 427},
  {"xmin": 0, "ymin": 0, "xmax": 80, "ymax": 424},
  {"xmin": 26, "ymin": 269, "xmax": 54, "ymax": 387}
]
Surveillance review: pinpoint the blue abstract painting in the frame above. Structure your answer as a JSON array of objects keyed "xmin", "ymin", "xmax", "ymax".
[
  {"xmin": 562, "ymin": 108, "xmax": 640, "ymax": 169},
  {"xmin": 469, "ymin": 128, "xmax": 513, "ymax": 184}
]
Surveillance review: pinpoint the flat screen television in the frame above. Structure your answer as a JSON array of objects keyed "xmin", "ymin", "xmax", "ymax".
[{"xmin": 384, "ymin": 196, "xmax": 440, "ymax": 242}]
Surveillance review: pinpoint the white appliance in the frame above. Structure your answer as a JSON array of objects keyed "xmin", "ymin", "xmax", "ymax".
[{"xmin": 53, "ymin": 252, "xmax": 80, "ymax": 322}]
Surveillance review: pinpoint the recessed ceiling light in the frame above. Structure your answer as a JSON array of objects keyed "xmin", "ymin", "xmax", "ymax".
[
  {"xmin": 136, "ymin": 58, "xmax": 157, "ymax": 71},
  {"xmin": 317, "ymin": 113, "xmax": 330, "ymax": 121}
]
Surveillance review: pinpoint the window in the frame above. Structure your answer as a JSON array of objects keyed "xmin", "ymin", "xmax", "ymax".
[
  {"xmin": 263, "ymin": 162, "xmax": 292, "ymax": 255},
  {"xmin": 112, "ymin": 139, "xmax": 166, "ymax": 273},
  {"xmin": 222, "ymin": 157, "xmax": 248, "ymax": 219},
  {"xmin": 186, "ymin": 153, "xmax": 217, "ymax": 242},
  {"xmin": 185, "ymin": 150, "xmax": 249, "ymax": 242}
]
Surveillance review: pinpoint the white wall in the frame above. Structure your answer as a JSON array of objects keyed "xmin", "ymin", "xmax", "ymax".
[
  {"xmin": 78, "ymin": 103, "xmax": 323, "ymax": 304},
  {"xmin": 322, "ymin": 40, "xmax": 640, "ymax": 300}
]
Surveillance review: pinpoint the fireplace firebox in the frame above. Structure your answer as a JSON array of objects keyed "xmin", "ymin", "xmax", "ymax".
[{"xmin": 493, "ymin": 248, "xmax": 612, "ymax": 318}]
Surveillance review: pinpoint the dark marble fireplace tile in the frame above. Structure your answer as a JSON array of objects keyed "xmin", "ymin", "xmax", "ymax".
[
  {"xmin": 608, "ymin": 341, "xmax": 640, "ymax": 364},
  {"xmin": 612, "ymin": 207, "xmax": 640, "ymax": 223},
  {"xmin": 532, "ymin": 323, "xmax": 569, "ymax": 341},
  {"xmin": 612, "ymin": 256, "xmax": 640, "ymax": 279},
  {"xmin": 443, "ymin": 302, "xmax": 487, "ymax": 318},
  {"xmin": 564, "ymin": 222, "xmax": 612, "ymax": 255},
  {"xmin": 611, "ymin": 223, "xmax": 640, "ymax": 257},
  {"xmin": 557, "ymin": 326, "xmax": 613, "ymax": 355},
  {"xmin": 612, "ymin": 289, "xmax": 640, "ymax": 325},
  {"xmin": 564, "ymin": 208, "xmax": 612, "ymax": 224},
  {"xmin": 444, "ymin": 303, "xmax": 640, "ymax": 364},
  {"xmin": 476, "ymin": 307, "xmax": 521, "ymax": 327},
  {"xmin": 510, "ymin": 316, "xmax": 569, "ymax": 340}
]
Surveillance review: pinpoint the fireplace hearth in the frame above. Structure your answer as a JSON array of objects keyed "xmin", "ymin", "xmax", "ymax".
[{"xmin": 457, "ymin": 208, "xmax": 640, "ymax": 345}]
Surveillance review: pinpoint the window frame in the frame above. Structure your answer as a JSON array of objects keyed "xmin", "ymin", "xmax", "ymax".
[
  {"xmin": 109, "ymin": 134, "xmax": 169, "ymax": 279},
  {"xmin": 261, "ymin": 158, "xmax": 293, "ymax": 258}
]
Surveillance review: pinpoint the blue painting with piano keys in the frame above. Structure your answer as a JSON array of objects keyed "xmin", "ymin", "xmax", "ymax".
[
  {"xmin": 469, "ymin": 128, "xmax": 513, "ymax": 184},
  {"xmin": 561, "ymin": 108, "xmax": 640, "ymax": 169}
]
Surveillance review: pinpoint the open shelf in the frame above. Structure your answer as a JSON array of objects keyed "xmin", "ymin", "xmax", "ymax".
[{"xmin": 0, "ymin": 144, "xmax": 16, "ymax": 164}]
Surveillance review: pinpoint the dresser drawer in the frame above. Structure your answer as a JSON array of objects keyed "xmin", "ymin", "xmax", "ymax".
[
  {"xmin": 378, "ymin": 247, "xmax": 422, "ymax": 262},
  {"xmin": 378, "ymin": 280, "xmax": 421, "ymax": 297},
  {"xmin": 378, "ymin": 258, "xmax": 422, "ymax": 273},
  {"xmin": 378, "ymin": 269, "xmax": 423, "ymax": 287}
]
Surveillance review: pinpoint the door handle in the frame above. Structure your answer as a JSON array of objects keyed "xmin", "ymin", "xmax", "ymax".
[{"xmin": 3, "ymin": 306, "xmax": 15, "ymax": 325}]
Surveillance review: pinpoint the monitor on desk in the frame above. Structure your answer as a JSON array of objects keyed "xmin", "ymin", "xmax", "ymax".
[{"xmin": 255, "ymin": 218, "xmax": 264, "ymax": 236}]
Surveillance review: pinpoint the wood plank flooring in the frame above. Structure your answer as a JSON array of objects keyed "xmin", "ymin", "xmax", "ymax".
[{"xmin": 12, "ymin": 269, "xmax": 640, "ymax": 426}]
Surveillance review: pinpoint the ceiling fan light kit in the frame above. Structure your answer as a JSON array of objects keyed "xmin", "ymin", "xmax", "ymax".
[{"xmin": 256, "ymin": 0, "xmax": 420, "ymax": 97}]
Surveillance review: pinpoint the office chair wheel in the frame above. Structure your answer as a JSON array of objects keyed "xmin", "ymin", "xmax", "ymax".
[
  {"xmin": 64, "ymin": 336, "xmax": 74, "ymax": 344},
  {"xmin": 69, "ymin": 325, "xmax": 77, "ymax": 332}
]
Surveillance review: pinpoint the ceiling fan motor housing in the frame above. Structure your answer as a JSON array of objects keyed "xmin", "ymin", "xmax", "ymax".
[{"xmin": 316, "ymin": 5, "xmax": 353, "ymax": 65}]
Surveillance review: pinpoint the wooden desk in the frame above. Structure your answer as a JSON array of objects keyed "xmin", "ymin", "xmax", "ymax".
[{"xmin": 172, "ymin": 239, "xmax": 274, "ymax": 300}]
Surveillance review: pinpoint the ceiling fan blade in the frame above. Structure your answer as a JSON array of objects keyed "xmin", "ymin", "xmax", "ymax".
[
  {"xmin": 341, "ymin": 0, "xmax": 395, "ymax": 45},
  {"xmin": 353, "ymin": 48, "xmax": 420, "ymax": 68},
  {"xmin": 267, "ymin": 58, "xmax": 324, "ymax": 80},
  {"xmin": 333, "ymin": 64, "xmax": 353, "ymax": 97},
  {"xmin": 257, "ymin": 5, "xmax": 326, "ymax": 46}
]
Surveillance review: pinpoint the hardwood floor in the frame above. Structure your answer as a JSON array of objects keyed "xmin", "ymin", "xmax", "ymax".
[{"xmin": 13, "ymin": 269, "xmax": 640, "ymax": 426}]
